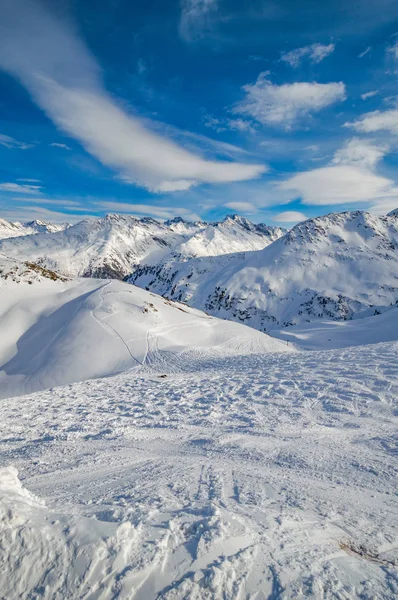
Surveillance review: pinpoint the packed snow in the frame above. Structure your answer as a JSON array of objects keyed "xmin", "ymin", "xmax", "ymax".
[{"xmin": 0, "ymin": 338, "xmax": 397, "ymax": 598}]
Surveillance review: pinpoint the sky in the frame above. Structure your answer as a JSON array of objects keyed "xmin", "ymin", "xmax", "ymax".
[{"xmin": 0, "ymin": 0, "xmax": 398, "ymax": 225}]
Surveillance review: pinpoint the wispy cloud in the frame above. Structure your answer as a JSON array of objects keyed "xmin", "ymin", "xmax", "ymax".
[
  {"xmin": 358, "ymin": 46, "xmax": 371, "ymax": 58},
  {"xmin": 233, "ymin": 73, "xmax": 346, "ymax": 128},
  {"xmin": 0, "ymin": 205, "xmax": 89, "ymax": 224},
  {"xmin": 345, "ymin": 109, "xmax": 398, "ymax": 134},
  {"xmin": 387, "ymin": 39, "xmax": 398, "ymax": 61},
  {"xmin": 281, "ymin": 43, "xmax": 335, "ymax": 68},
  {"xmin": 50, "ymin": 142, "xmax": 71, "ymax": 150},
  {"xmin": 332, "ymin": 137, "xmax": 388, "ymax": 170},
  {"xmin": 179, "ymin": 0, "xmax": 218, "ymax": 42},
  {"xmin": 0, "ymin": 133, "xmax": 33, "ymax": 150},
  {"xmin": 0, "ymin": 182, "xmax": 42, "ymax": 194},
  {"xmin": 0, "ymin": 0, "xmax": 264, "ymax": 193},
  {"xmin": 361, "ymin": 90, "xmax": 379, "ymax": 100}
]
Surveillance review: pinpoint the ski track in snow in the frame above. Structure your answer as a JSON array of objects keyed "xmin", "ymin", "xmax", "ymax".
[{"xmin": 0, "ymin": 340, "xmax": 398, "ymax": 598}]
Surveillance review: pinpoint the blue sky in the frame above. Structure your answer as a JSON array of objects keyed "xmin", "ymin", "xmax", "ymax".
[{"xmin": 1, "ymin": 0, "xmax": 398, "ymax": 225}]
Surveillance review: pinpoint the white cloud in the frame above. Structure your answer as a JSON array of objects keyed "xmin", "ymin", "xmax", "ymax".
[
  {"xmin": 223, "ymin": 201, "xmax": 256, "ymax": 212},
  {"xmin": 361, "ymin": 90, "xmax": 379, "ymax": 100},
  {"xmin": 0, "ymin": 0, "xmax": 264, "ymax": 193},
  {"xmin": 0, "ymin": 133, "xmax": 33, "ymax": 149},
  {"xmin": 50, "ymin": 142, "xmax": 71, "ymax": 150},
  {"xmin": 179, "ymin": 0, "xmax": 217, "ymax": 42},
  {"xmin": 280, "ymin": 165, "xmax": 398, "ymax": 206},
  {"xmin": 278, "ymin": 136, "xmax": 398, "ymax": 211},
  {"xmin": 0, "ymin": 182, "xmax": 42, "ymax": 194},
  {"xmin": 233, "ymin": 73, "xmax": 346, "ymax": 127},
  {"xmin": 345, "ymin": 109, "xmax": 398, "ymax": 134},
  {"xmin": 281, "ymin": 43, "xmax": 335, "ymax": 68},
  {"xmin": 273, "ymin": 211, "xmax": 307, "ymax": 223},
  {"xmin": 358, "ymin": 46, "xmax": 371, "ymax": 58},
  {"xmin": 331, "ymin": 138, "xmax": 388, "ymax": 170}
]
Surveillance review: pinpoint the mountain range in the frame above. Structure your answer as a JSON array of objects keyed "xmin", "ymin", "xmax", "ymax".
[
  {"xmin": 0, "ymin": 213, "xmax": 284, "ymax": 279},
  {"xmin": 1, "ymin": 209, "xmax": 397, "ymax": 331}
]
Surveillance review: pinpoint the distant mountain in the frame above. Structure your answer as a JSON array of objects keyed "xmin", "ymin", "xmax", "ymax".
[
  {"xmin": 128, "ymin": 211, "xmax": 398, "ymax": 330},
  {"xmin": 0, "ymin": 213, "xmax": 284, "ymax": 279},
  {"xmin": 175, "ymin": 215, "xmax": 285, "ymax": 258},
  {"xmin": 0, "ymin": 218, "xmax": 70, "ymax": 240}
]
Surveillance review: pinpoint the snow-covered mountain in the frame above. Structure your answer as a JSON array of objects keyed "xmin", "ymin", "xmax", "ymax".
[
  {"xmin": 0, "ymin": 253, "xmax": 68, "ymax": 285},
  {"xmin": 0, "ymin": 218, "xmax": 69, "ymax": 239},
  {"xmin": 0, "ymin": 277, "xmax": 291, "ymax": 399},
  {"xmin": 0, "ymin": 213, "xmax": 285, "ymax": 278},
  {"xmin": 128, "ymin": 210, "xmax": 398, "ymax": 330},
  {"xmin": 176, "ymin": 215, "xmax": 285, "ymax": 258}
]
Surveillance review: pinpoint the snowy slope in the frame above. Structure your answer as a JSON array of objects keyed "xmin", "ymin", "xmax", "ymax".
[
  {"xmin": 0, "ymin": 218, "xmax": 69, "ymax": 239},
  {"xmin": 0, "ymin": 213, "xmax": 285, "ymax": 278},
  {"xmin": 176, "ymin": 214, "xmax": 285, "ymax": 258},
  {"xmin": 271, "ymin": 305, "xmax": 398, "ymax": 349},
  {"xmin": 0, "ymin": 277, "xmax": 291, "ymax": 399},
  {"xmin": 0, "ymin": 253, "xmax": 68, "ymax": 284},
  {"xmin": 129, "ymin": 210, "xmax": 398, "ymax": 331},
  {"xmin": 0, "ymin": 339, "xmax": 397, "ymax": 598}
]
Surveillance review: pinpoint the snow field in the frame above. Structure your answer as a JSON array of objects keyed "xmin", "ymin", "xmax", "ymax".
[{"xmin": 0, "ymin": 341, "xmax": 397, "ymax": 598}]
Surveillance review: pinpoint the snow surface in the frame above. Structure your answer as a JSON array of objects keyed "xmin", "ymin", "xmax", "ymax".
[
  {"xmin": 129, "ymin": 211, "xmax": 398, "ymax": 330},
  {"xmin": 0, "ymin": 339, "xmax": 397, "ymax": 598},
  {"xmin": 0, "ymin": 277, "xmax": 290, "ymax": 399}
]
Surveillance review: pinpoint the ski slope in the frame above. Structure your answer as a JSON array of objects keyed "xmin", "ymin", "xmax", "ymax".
[
  {"xmin": 0, "ymin": 340, "xmax": 397, "ymax": 598},
  {"xmin": 0, "ymin": 278, "xmax": 290, "ymax": 399}
]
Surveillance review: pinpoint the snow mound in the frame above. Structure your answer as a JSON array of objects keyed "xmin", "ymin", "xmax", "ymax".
[{"xmin": 0, "ymin": 278, "xmax": 291, "ymax": 399}]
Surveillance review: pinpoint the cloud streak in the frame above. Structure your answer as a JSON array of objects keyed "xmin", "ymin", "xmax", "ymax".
[
  {"xmin": 0, "ymin": 133, "xmax": 33, "ymax": 150},
  {"xmin": 281, "ymin": 43, "xmax": 335, "ymax": 68},
  {"xmin": 0, "ymin": 0, "xmax": 264, "ymax": 193}
]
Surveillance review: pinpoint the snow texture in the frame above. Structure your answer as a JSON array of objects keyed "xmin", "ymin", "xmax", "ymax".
[{"xmin": 0, "ymin": 336, "xmax": 397, "ymax": 598}]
